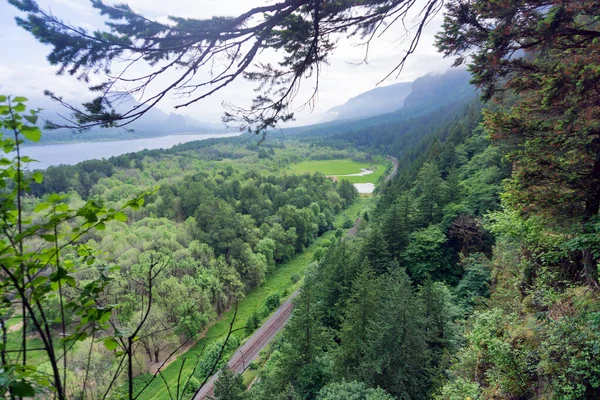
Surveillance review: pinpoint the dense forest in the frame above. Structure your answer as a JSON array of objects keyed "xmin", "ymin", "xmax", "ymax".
[
  {"xmin": 1, "ymin": 111, "xmax": 381, "ymax": 397},
  {"xmin": 2, "ymin": 0, "xmax": 600, "ymax": 399}
]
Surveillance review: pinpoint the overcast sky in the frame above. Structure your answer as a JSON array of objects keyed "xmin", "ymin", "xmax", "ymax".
[{"xmin": 0, "ymin": 0, "xmax": 455, "ymax": 126}]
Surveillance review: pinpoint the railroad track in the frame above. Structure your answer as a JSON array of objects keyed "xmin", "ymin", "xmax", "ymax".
[{"xmin": 194, "ymin": 292, "xmax": 298, "ymax": 399}]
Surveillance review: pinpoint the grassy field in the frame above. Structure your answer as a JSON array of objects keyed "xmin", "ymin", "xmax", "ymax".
[
  {"xmin": 334, "ymin": 196, "xmax": 372, "ymax": 228},
  {"xmin": 139, "ymin": 196, "xmax": 370, "ymax": 400},
  {"xmin": 287, "ymin": 159, "xmax": 389, "ymax": 184},
  {"xmin": 3, "ymin": 323, "xmax": 50, "ymax": 366}
]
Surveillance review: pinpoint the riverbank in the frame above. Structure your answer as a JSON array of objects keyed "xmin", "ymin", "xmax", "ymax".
[{"xmin": 20, "ymin": 133, "xmax": 242, "ymax": 169}]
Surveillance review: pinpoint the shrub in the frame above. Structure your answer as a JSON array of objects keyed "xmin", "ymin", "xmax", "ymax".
[
  {"xmin": 264, "ymin": 292, "xmax": 281, "ymax": 313},
  {"xmin": 245, "ymin": 312, "xmax": 261, "ymax": 335}
]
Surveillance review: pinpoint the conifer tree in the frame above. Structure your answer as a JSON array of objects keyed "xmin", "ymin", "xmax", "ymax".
[
  {"xmin": 279, "ymin": 271, "xmax": 331, "ymax": 398},
  {"xmin": 414, "ymin": 163, "xmax": 447, "ymax": 225},
  {"xmin": 334, "ymin": 260, "xmax": 380, "ymax": 383},
  {"xmin": 370, "ymin": 269, "xmax": 431, "ymax": 399},
  {"xmin": 381, "ymin": 199, "xmax": 412, "ymax": 259},
  {"xmin": 316, "ymin": 240, "xmax": 358, "ymax": 330},
  {"xmin": 436, "ymin": 0, "xmax": 600, "ymax": 285},
  {"xmin": 211, "ymin": 366, "xmax": 246, "ymax": 400},
  {"xmin": 364, "ymin": 228, "xmax": 395, "ymax": 275}
]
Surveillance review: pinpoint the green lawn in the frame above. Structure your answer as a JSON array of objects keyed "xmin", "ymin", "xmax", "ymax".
[
  {"xmin": 287, "ymin": 159, "xmax": 389, "ymax": 184},
  {"xmin": 138, "ymin": 197, "xmax": 369, "ymax": 400}
]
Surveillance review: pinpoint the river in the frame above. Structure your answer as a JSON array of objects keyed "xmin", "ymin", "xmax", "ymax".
[{"xmin": 20, "ymin": 133, "xmax": 241, "ymax": 169}]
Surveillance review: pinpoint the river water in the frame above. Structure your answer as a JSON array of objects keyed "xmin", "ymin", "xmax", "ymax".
[
  {"xmin": 20, "ymin": 133, "xmax": 241, "ymax": 169},
  {"xmin": 353, "ymin": 183, "xmax": 375, "ymax": 194}
]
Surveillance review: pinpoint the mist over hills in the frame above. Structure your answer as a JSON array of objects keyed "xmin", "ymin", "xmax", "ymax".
[
  {"xmin": 324, "ymin": 81, "xmax": 413, "ymax": 122},
  {"xmin": 23, "ymin": 93, "xmax": 226, "ymax": 144},
  {"xmin": 21, "ymin": 68, "xmax": 472, "ymax": 145},
  {"xmin": 285, "ymin": 68, "xmax": 474, "ymax": 138},
  {"xmin": 321, "ymin": 68, "xmax": 471, "ymax": 123}
]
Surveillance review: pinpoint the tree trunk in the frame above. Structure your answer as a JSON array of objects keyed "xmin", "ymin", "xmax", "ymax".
[
  {"xmin": 142, "ymin": 341, "xmax": 153, "ymax": 363},
  {"xmin": 582, "ymin": 141, "xmax": 600, "ymax": 288}
]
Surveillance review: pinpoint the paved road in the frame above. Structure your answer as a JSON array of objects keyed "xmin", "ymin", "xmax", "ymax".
[{"xmin": 193, "ymin": 157, "xmax": 398, "ymax": 399}]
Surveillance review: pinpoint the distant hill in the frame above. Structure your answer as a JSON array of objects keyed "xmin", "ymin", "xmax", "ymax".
[
  {"xmin": 22, "ymin": 93, "xmax": 226, "ymax": 144},
  {"xmin": 402, "ymin": 69, "xmax": 472, "ymax": 109},
  {"xmin": 325, "ymin": 81, "xmax": 412, "ymax": 122},
  {"xmin": 286, "ymin": 68, "xmax": 475, "ymax": 138}
]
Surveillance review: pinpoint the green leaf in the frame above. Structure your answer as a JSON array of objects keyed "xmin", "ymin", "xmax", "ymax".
[
  {"xmin": 20, "ymin": 156, "xmax": 37, "ymax": 163},
  {"xmin": 55, "ymin": 203, "xmax": 69, "ymax": 213},
  {"xmin": 34, "ymin": 202, "xmax": 51, "ymax": 213},
  {"xmin": 13, "ymin": 96, "xmax": 28, "ymax": 103},
  {"xmin": 65, "ymin": 276, "xmax": 77, "ymax": 287},
  {"xmin": 114, "ymin": 211, "xmax": 127, "ymax": 222},
  {"xmin": 14, "ymin": 103, "xmax": 26, "ymax": 112},
  {"xmin": 47, "ymin": 194, "xmax": 64, "ymax": 203},
  {"xmin": 9, "ymin": 381, "xmax": 36, "ymax": 397},
  {"xmin": 103, "ymin": 337, "xmax": 119, "ymax": 351},
  {"xmin": 32, "ymin": 171, "xmax": 43, "ymax": 184},
  {"xmin": 20, "ymin": 126, "xmax": 41, "ymax": 142},
  {"xmin": 0, "ymin": 95, "xmax": 6, "ymax": 102},
  {"xmin": 96, "ymin": 222, "xmax": 106, "ymax": 230},
  {"xmin": 24, "ymin": 115, "xmax": 38, "ymax": 125},
  {"xmin": 31, "ymin": 276, "xmax": 49, "ymax": 286},
  {"xmin": 99, "ymin": 310, "xmax": 112, "ymax": 324},
  {"xmin": 40, "ymin": 234, "xmax": 56, "ymax": 242},
  {"xmin": 3, "ymin": 143, "xmax": 15, "ymax": 153}
]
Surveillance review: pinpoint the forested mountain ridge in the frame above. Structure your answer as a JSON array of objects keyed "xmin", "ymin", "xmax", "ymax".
[
  {"xmin": 287, "ymin": 69, "xmax": 475, "ymax": 141},
  {"xmin": 324, "ymin": 81, "xmax": 412, "ymax": 122}
]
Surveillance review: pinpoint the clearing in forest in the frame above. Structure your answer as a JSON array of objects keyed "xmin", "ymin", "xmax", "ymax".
[{"xmin": 288, "ymin": 159, "xmax": 388, "ymax": 184}]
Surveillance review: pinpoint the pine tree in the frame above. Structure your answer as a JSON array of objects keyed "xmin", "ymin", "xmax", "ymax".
[
  {"xmin": 279, "ymin": 272, "xmax": 331, "ymax": 398},
  {"xmin": 211, "ymin": 366, "xmax": 246, "ymax": 400},
  {"xmin": 381, "ymin": 199, "xmax": 412, "ymax": 259},
  {"xmin": 334, "ymin": 260, "xmax": 380, "ymax": 383},
  {"xmin": 437, "ymin": 0, "xmax": 600, "ymax": 285},
  {"xmin": 315, "ymin": 240, "xmax": 354, "ymax": 330},
  {"xmin": 413, "ymin": 163, "xmax": 447, "ymax": 225},
  {"xmin": 418, "ymin": 280, "xmax": 460, "ymax": 355},
  {"xmin": 364, "ymin": 228, "xmax": 396, "ymax": 275},
  {"xmin": 370, "ymin": 269, "xmax": 431, "ymax": 400}
]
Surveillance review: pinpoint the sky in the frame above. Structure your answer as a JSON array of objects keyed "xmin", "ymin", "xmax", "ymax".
[{"xmin": 0, "ymin": 0, "xmax": 455, "ymax": 127}]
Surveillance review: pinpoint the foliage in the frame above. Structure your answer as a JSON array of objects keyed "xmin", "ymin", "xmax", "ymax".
[
  {"xmin": 0, "ymin": 96, "xmax": 145, "ymax": 398},
  {"xmin": 211, "ymin": 366, "xmax": 246, "ymax": 400},
  {"xmin": 437, "ymin": 0, "xmax": 600, "ymax": 285},
  {"xmin": 316, "ymin": 381, "xmax": 395, "ymax": 400}
]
